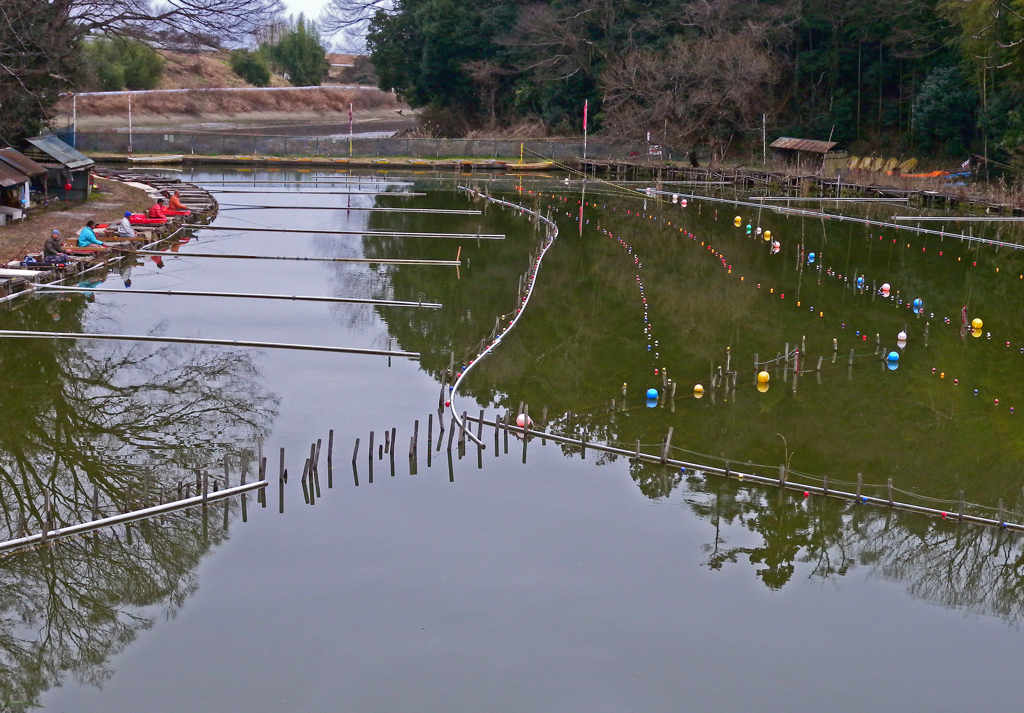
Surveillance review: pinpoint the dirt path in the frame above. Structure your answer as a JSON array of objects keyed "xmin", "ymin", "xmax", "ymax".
[{"xmin": 0, "ymin": 177, "xmax": 152, "ymax": 264}]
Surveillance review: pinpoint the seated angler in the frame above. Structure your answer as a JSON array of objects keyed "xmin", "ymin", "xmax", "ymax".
[
  {"xmin": 148, "ymin": 198, "xmax": 168, "ymax": 219},
  {"xmin": 167, "ymin": 190, "xmax": 190, "ymax": 214},
  {"xmin": 77, "ymin": 220, "xmax": 105, "ymax": 248},
  {"xmin": 117, "ymin": 211, "xmax": 137, "ymax": 239},
  {"xmin": 42, "ymin": 229, "xmax": 69, "ymax": 263}
]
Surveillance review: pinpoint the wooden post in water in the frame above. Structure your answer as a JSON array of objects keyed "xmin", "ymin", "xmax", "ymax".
[
  {"xmin": 260, "ymin": 456, "xmax": 267, "ymax": 508},
  {"xmin": 327, "ymin": 430, "xmax": 334, "ymax": 489},
  {"xmin": 521, "ymin": 405, "xmax": 530, "ymax": 464},
  {"xmin": 661, "ymin": 428, "xmax": 674, "ymax": 464},
  {"xmin": 887, "ymin": 478, "xmax": 894, "ymax": 506},
  {"xmin": 390, "ymin": 428, "xmax": 396, "ymax": 477},
  {"xmin": 856, "ymin": 473, "xmax": 862, "ymax": 501},
  {"xmin": 778, "ymin": 464, "xmax": 786, "ymax": 487}
]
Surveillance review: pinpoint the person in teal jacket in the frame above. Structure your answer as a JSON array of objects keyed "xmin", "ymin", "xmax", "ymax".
[{"xmin": 77, "ymin": 220, "xmax": 104, "ymax": 248}]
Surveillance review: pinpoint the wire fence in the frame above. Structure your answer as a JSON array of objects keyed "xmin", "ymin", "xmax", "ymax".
[{"xmin": 71, "ymin": 131, "xmax": 657, "ymax": 161}]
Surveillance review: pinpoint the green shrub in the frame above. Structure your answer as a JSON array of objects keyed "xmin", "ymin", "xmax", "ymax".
[
  {"xmin": 230, "ymin": 50, "xmax": 271, "ymax": 87},
  {"xmin": 82, "ymin": 38, "xmax": 163, "ymax": 91}
]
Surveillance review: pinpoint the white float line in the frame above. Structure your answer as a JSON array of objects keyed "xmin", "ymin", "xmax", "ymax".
[
  {"xmin": 34, "ymin": 284, "xmax": 442, "ymax": 308},
  {"xmin": 448, "ymin": 188, "xmax": 560, "ymax": 448},
  {"xmin": 0, "ymin": 330, "xmax": 420, "ymax": 358},
  {"xmin": 634, "ymin": 187, "xmax": 1024, "ymax": 249}
]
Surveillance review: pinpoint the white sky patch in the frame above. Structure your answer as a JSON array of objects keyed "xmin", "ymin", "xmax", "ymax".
[{"xmin": 282, "ymin": 0, "xmax": 330, "ymax": 21}]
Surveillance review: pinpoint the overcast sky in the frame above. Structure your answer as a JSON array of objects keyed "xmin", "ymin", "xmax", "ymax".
[{"xmin": 283, "ymin": 0, "xmax": 330, "ymax": 21}]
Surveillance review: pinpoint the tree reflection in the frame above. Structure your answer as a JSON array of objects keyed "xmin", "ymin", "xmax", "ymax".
[
  {"xmin": 0, "ymin": 296, "xmax": 279, "ymax": 706},
  {"xmin": 674, "ymin": 466, "xmax": 1024, "ymax": 621}
]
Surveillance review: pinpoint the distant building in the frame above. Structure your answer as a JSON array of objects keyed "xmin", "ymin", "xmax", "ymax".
[
  {"xmin": 770, "ymin": 137, "xmax": 847, "ymax": 175},
  {"xmin": 0, "ymin": 148, "xmax": 47, "ymax": 223},
  {"xmin": 20, "ymin": 134, "xmax": 96, "ymax": 202}
]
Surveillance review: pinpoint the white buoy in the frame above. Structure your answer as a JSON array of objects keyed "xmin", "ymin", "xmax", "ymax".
[{"xmin": 897, "ymin": 330, "xmax": 907, "ymax": 341}]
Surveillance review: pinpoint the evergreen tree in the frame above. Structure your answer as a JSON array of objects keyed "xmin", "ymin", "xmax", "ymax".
[{"xmin": 268, "ymin": 15, "xmax": 329, "ymax": 87}]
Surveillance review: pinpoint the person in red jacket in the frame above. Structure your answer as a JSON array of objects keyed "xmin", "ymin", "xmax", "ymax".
[{"xmin": 148, "ymin": 198, "xmax": 167, "ymax": 219}]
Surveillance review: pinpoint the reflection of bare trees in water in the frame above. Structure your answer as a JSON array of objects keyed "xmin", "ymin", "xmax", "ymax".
[
  {"xmin": 679, "ymin": 474, "xmax": 1024, "ymax": 622},
  {"xmin": 0, "ymin": 337, "xmax": 278, "ymax": 705}
]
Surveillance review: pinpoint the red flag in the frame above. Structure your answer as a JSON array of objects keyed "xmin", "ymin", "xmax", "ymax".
[{"xmin": 583, "ymin": 99, "xmax": 588, "ymax": 131}]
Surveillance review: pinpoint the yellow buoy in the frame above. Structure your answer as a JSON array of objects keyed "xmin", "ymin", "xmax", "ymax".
[
  {"xmin": 972, "ymin": 328, "xmax": 982, "ymax": 338},
  {"xmin": 972, "ymin": 318, "xmax": 983, "ymax": 330},
  {"xmin": 734, "ymin": 216, "xmax": 742, "ymax": 227},
  {"xmin": 757, "ymin": 382, "xmax": 770, "ymax": 393},
  {"xmin": 757, "ymin": 371, "xmax": 770, "ymax": 384},
  {"xmin": 693, "ymin": 384, "xmax": 704, "ymax": 398},
  {"xmin": 765, "ymin": 230, "xmax": 771, "ymax": 240}
]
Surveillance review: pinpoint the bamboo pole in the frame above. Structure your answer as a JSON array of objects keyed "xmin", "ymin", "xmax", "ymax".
[
  {"xmin": 0, "ymin": 330, "xmax": 420, "ymax": 358},
  {"xmin": 891, "ymin": 215, "xmax": 1024, "ymax": 222},
  {"xmin": 206, "ymin": 190, "xmax": 427, "ymax": 196},
  {"xmin": 36, "ymin": 285, "xmax": 442, "ymax": 308},
  {"xmin": 131, "ymin": 250, "xmax": 460, "ymax": 266},
  {"xmin": 194, "ymin": 225, "xmax": 504, "ymax": 239},
  {"xmin": 0, "ymin": 481, "xmax": 266, "ymax": 555},
  {"xmin": 217, "ymin": 205, "xmax": 480, "ymax": 215}
]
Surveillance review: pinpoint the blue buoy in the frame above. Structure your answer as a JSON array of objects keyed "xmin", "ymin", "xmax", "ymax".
[
  {"xmin": 647, "ymin": 388, "xmax": 659, "ymax": 399},
  {"xmin": 913, "ymin": 298, "xmax": 923, "ymax": 308},
  {"xmin": 808, "ymin": 252, "xmax": 816, "ymax": 264},
  {"xmin": 887, "ymin": 351, "xmax": 899, "ymax": 362},
  {"xmin": 857, "ymin": 276, "xmax": 865, "ymax": 285}
]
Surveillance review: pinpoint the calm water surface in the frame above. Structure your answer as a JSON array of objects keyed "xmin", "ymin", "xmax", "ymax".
[{"xmin": 0, "ymin": 167, "xmax": 1019, "ymax": 711}]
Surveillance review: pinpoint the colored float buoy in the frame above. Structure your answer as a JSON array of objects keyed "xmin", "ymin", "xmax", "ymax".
[
  {"xmin": 757, "ymin": 382, "xmax": 769, "ymax": 393},
  {"xmin": 757, "ymin": 371, "xmax": 770, "ymax": 384},
  {"xmin": 897, "ymin": 331, "xmax": 907, "ymax": 341},
  {"xmin": 734, "ymin": 216, "xmax": 742, "ymax": 227},
  {"xmin": 887, "ymin": 351, "xmax": 899, "ymax": 362},
  {"xmin": 516, "ymin": 414, "xmax": 533, "ymax": 428},
  {"xmin": 972, "ymin": 317, "xmax": 983, "ymax": 330},
  {"xmin": 693, "ymin": 384, "xmax": 704, "ymax": 397},
  {"xmin": 807, "ymin": 252, "xmax": 816, "ymax": 264},
  {"xmin": 646, "ymin": 388, "xmax": 658, "ymax": 399}
]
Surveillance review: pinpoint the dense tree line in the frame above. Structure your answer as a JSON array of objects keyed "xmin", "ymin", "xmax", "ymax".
[{"xmin": 347, "ymin": 0, "xmax": 1024, "ymax": 163}]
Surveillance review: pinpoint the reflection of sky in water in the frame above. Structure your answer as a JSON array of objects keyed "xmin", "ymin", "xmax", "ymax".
[{"xmin": 6, "ymin": 168, "xmax": 1022, "ymax": 711}]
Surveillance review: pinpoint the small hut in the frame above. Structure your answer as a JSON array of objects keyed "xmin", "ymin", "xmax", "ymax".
[
  {"xmin": 20, "ymin": 134, "xmax": 95, "ymax": 202},
  {"xmin": 769, "ymin": 137, "xmax": 843, "ymax": 174},
  {"xmin": 0, "ymin": 148, "xmax": 47, "ymax": 216}
]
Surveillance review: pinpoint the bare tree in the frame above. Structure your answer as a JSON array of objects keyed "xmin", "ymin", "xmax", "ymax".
[
  {"xmin": 318, "ymin": 0, "xmax": 392, "ymax": 49},
  {"xmin": 0, "ymin": 0, "xmax": 284, "ymax": 144},
  {"xmin": 600, "ymin": 27, "xmax": 778, "ymax": 161}
]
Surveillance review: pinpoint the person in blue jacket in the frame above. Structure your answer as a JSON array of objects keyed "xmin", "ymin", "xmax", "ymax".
[{"xmin": 77, "ymin": 220, "xmax": 104, "ymax": 248}]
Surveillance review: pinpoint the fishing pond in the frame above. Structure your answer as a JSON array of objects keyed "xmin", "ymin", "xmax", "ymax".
[{"xmin": 1, "ymin": 167, "xmax": 1022, "ymax": 711}]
